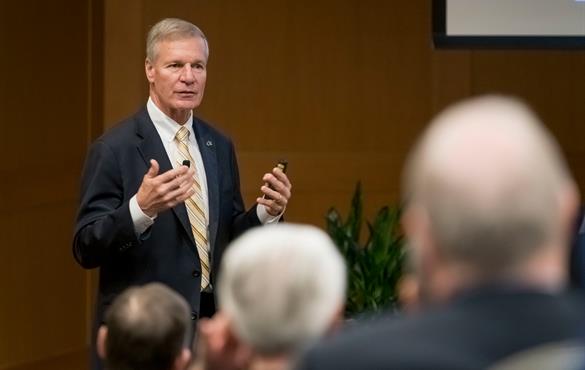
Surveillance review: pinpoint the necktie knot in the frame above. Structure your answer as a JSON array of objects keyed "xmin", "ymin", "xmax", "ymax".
[{"xmin": 176, "ymin": 126, "xmax": 190, "ymax": 143}]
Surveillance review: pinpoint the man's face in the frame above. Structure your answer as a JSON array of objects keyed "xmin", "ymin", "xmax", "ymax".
[{"xmin": 145, "ymin": 36, "xmax": 208, "ymax": 123}]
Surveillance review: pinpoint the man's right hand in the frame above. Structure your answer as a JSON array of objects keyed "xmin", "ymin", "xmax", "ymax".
[{"xmin": 136, "ymin": 159, "xmax": 195, "ymax": 217}]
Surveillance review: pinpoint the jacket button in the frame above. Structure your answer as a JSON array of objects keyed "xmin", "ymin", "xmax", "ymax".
[
  {"xmin": 192, "ymin": 270, "xmax": 201, "ymax": 278},
  {"xmin": 191, "ymin": 312, "xmax": 198, "ymax": 321}
]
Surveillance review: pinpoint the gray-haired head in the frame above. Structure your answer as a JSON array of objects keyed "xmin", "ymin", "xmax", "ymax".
[
  {"xmin": 146, "ymin": 18, "xmax": 209, "ymax": 62},
  {"xmin": 402, "ymin": 95, "xmax": 578, "ymax": 278},
  {"xmin": 218, "ymin": 223, "xmax": 346, "ymax": 355}
]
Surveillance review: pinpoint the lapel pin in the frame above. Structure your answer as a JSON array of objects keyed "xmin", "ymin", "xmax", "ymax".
[{"xmin": 206, "ymin": 140, "xmax": 213, "ymax": 147}]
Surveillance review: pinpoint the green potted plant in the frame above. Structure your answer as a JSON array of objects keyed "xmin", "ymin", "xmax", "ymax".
[{"xmin": 326, "ymin": 182, "xmax": 405, "ymax": 317}]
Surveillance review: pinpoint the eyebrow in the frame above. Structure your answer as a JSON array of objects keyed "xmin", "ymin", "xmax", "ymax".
[{"xmin": 166, "ymin": 59, "xmax": 206, "ymax": 65}]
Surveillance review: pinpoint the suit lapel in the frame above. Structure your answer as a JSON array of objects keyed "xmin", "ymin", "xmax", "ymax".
[
  {"xmin": 193, "ymin": 117, "xmax": 220, "ymax": 253},
  {"xmin": 134, "ymin": 108, "xmax": 197, "ymax": 249}
]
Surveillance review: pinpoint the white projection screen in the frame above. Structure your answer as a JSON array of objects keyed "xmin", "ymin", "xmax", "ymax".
[{"xmin": 433, "ymin": 0, "xmax": 585, "ymax": 49}]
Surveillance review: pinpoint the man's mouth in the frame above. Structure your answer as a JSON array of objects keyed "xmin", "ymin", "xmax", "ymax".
[{"xmin": 176, "ymin": 91, "xmax": 196, "ymax": 97}]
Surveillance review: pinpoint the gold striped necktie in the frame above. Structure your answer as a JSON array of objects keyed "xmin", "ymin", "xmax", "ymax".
[{"xmin": 175, "ymin": 126, "xmax": 210, "ymax": 290}]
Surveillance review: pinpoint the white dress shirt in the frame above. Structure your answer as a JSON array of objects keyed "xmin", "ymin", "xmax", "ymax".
[{"xmin": 129, "ymin": 98, "xmax": 280, "ymax": 235}]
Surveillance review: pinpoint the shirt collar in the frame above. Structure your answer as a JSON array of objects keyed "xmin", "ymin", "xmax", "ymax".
[{"xmin": 147, "ymin": 97, "xmax": 195, "ymax": 144}]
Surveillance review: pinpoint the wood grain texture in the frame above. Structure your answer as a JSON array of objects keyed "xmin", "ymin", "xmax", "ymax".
[
  {"xmin": 104, "ymin": 0, "xmax": 145, "ymax": 128},
  {"xmin": 0, "ymin": 0, "xmax": 99, "ymax": 369},
  {"xmin": 137, "ymin": 0, "xmax": 434, "ymax": 227},
  {"xmin": 1, "ymin": 349, "xmax": 88, "ymax": 370},
  {"xmin": 0, "ymin": 2, "xmax": 583, "ymax": 369}
]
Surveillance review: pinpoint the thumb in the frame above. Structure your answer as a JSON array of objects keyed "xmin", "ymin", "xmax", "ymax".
[{"xmin": 145, "ymin": 159, "xmax": 159, "ymax": 178}]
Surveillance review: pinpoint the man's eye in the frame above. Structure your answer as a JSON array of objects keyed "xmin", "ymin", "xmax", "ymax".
[
  {"xmin": 194, "ymin": 64, "xmax": 205, "ymax": 70},
  {"xmin": 168, "ymin": 63, "xmax": 180, "ymax": 68}
]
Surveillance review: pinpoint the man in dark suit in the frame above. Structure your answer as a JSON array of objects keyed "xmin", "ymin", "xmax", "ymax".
[
  {"xmin": 296, "ymin": 96, "xmax": 584, "ymax": 370},
  {"xmin": 73, "ymin": 18, "xmax": 291, "ymax": 369}
]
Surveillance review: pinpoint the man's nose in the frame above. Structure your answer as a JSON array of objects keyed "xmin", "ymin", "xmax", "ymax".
[{"xmin": 180, "ymin": 65, "xmax": 195, "ymax": 83}]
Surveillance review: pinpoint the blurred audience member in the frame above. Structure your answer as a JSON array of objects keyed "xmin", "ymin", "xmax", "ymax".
[
  {"xmin": 190, "ymin": 223, "xmax": 346, "ymax": 370},
  {"xmin": 97, "ymin": 283, "xmax": 192, "ymax": 370},
  {"xmin": 397, "ymin": 249, "xmax": 422, "ymax": 313},
  {"xmin": 296, "ymin": 95, "xmax": 585, "ymax": 370},
  {"xmin": 570, "ymin": 208, "xmax": 585, "ymax": 290},
  {"xmin": 488, "ymin": 340, "xmax": 585, "ymax": 370}
]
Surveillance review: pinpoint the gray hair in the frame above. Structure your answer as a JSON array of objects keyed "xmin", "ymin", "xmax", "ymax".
[
  {"xmin": 403, "ymin": 95, "xmax": 573, "ymax": 274},
  {"xmin": 218, "ymin": 224, "xmax": 346, "ymax": 355},
  {"xmin": 146, "ymin": 18, "xmax": 209, "ymax": 62}
]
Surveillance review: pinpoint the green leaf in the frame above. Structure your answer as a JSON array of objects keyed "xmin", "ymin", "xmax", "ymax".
[
  {"xmin": 344, "ymin": 182, "xmax": 363, "ymax": 242},
  {"xmin": 325, "ymin": 182, "xmax": 405, "ymax": 317}
]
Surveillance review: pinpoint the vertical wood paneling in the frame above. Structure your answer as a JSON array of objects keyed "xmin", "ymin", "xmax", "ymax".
[
  {"xmin": 138, "ymin": 0, "xmax": 436, "ymax": 224},
  {"xmin": 0, "ymin": 0, "xmax": 101, "ymax": 369},
  {"xmin": 104, "ymin": 0, "xmax": 145, "ymax": 127},
  {"xmin": 470, "ymin": 51, "xmax": 585, "ymax": 191},
  {"xmin": 1, "ymin": 2, "xmax": 582, "ymax": 369},
  {"xmin": 99, "ymin": 0, "xmax": 584, "ymax": 227}
]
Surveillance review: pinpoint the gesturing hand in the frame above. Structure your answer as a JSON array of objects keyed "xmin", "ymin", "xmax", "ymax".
[
  {"xmin": 136, "ymin": 159, "xmax": 195, "ymax": 217},
  {"xmin": 256, "ymin": 166, "xmax": 292, "ymax": 217}
]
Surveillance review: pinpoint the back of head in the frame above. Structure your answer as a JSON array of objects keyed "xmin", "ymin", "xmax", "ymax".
[
  {"xmin": 403, "ymin": 95, "xmax": 578, "ymax": 278},
  {"xmin": 103, "ymin": 283, "xmax": 191, "ymax": 370},
  {"xmin": 218, "ymin": 223, "xmax": 346, "ymax": 355}
]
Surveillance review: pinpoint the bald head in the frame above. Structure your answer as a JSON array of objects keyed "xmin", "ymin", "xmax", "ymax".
[
  {"xmin": 100, "ymin": 283, "xmax": 191, "ymax": 370},
  {"xmin": 403, "ymin": 95, "xmax": 578, "ymax": 277}
]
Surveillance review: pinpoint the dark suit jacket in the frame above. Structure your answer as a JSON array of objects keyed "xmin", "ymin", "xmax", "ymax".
[
  {"xmin": 73, "ymin": 107, "xmax": 260, "ymax": 326},
  {"xmin": 297, "ymin": 287, "xmax": 585, "ymax": 370}
]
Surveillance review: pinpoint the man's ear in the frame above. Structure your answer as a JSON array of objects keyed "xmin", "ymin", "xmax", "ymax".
[
  {"xmin": 401, "ymin": 204, "xmax": 440, "ymax": 284},
  {"xmin": 173, "ymin": 348, "xmax": 191, "ymax": 370},
  {"xmin": 402, "ymin": 204, "xmax": 433, "ymax": 259},
  {"xmin": 230, "ymin": 334, "xmax": 253, "ymax": 370},
  {"xmin": 326, "ymin": 303, "xmax": 345, "ymax": 335},
  {"xmin": 558, "ymin": 180, "xmax": 580, "ymax": 245},
  {"xmin": 145, "ymin": 58, "xmax": 155, "ymax": 83},
  {"xmin": 222, "ymin": 317, "xmax": 253, "ymax": 369},
  {"xmin": 97, "ymin": 325, "xmax": 108, "ymax": 360}
]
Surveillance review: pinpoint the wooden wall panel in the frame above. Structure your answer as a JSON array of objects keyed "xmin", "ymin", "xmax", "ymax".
[
  {"xmin": 470, "ymin": 51, "xmax": 585, "ymax": 192},
  {"xmin": 101, "ymin": 0, "xmax": 585, "ymax": 227},
  {"xmin": 430, "ymin": 51, "xmax": 471, "ymax": 113},
  {"xmin": 0, "ymin": 2, "xmax": 581, "ymax": 370},
  {"xmin": 104, "ymin": 0, "xmax": 145, "ymax": 127},
  {"xmin": 14, "ymin": 2, "xmax": 576, "ymax": 367},
  {"xmin": 137, "ymin": 0, "xmax": 435, "ymax": 224},
  {"xmin": 0, "ymin": 0, "xmax": 100, "ymax": 369},
  {"xmin": 7, "ymin": 350, "xmax": 88, "ymax": 370}
]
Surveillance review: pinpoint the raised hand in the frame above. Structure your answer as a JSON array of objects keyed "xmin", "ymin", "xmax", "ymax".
[
  {"xmin": 136, "ymin": 159, "xmax": 195, "ymax": 217},
  {"xmin": 256, "ymin": 166, "xmax": 292, "ymax": 216}
]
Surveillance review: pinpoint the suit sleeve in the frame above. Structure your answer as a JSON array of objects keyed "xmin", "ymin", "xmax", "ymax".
[{"xmin": 72, "ymin": 140, "xmax": 140, "ymax": 269}]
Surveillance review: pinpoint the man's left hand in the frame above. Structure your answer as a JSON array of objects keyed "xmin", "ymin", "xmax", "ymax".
[{"xmin": 256, "ymin": 166, "xmax": 292, "ymax": 216}]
